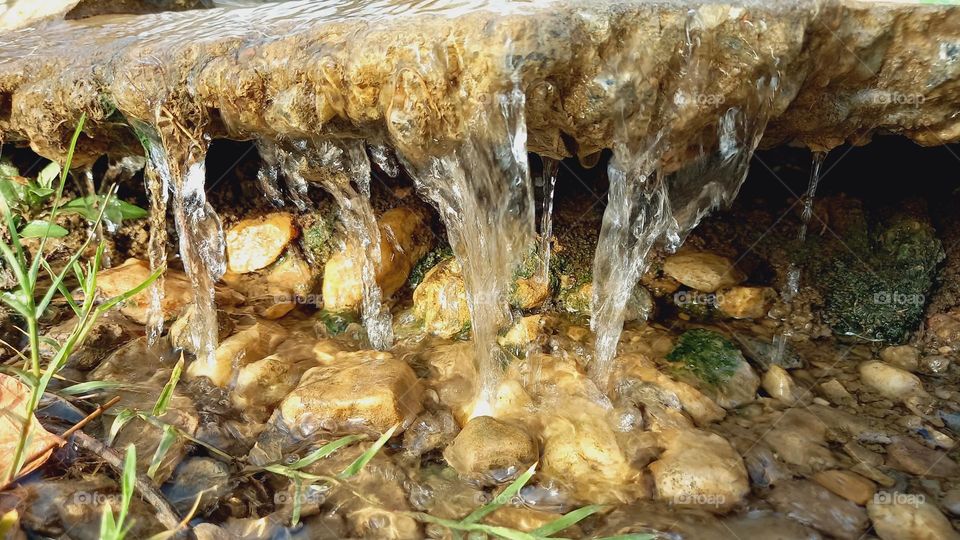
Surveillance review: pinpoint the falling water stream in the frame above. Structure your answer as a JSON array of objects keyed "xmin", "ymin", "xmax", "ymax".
[
  {"xmin": 280, "ymin": 139, "xmax": 395, "ymax": 350},
  {"xmin": 538, "ymin": 157, "xmax": 559, "ymax": 285},
  {"xmin": 400, "ymin": 83, "xmax": 536, "ymax": 414},
  {"xmin": 589, "ymin": 11, "xmax": 780, "ymax": 386},
  {"xmin": 772, "ymin": 151, "xmax": 827, "ymax": 363}
]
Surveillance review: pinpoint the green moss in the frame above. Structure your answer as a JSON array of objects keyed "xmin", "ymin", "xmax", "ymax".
[
  {"xmin": 817, "ymin": 215, "xmax": 943, "ymax": 343},
  {"xmin": 408, "ymin": 244, "xmax": 454, "ymax": 290},
  {"xmin": 666, "ymin": 329, "xmax": 740, "ymax": 386},
  {"xmin": 317, "ymin": 309, "xmax": 357, "ymax": 336},
  {"xmin": 303, "ymin": 214, "xmax": 337, "ymax": 263}
]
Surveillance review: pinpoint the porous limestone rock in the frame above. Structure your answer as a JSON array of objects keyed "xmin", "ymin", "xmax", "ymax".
[
  {"xmin": 648, "ymin": 428, "xmax": 749, "ymax": 513},
  {"xmin": 278, "ymin": 350, "xmax": 422, "ymax": 435},
  {"xmin": 323, "ymin": 207, "xmax": 431, "ymax": 312},
  {"xmin": 716, "ymin": 286, "xmax": 776, "ymax": 319},
  {"xmin": 187, "ymin": 320, "xmax": 288, "ymax": 387},
  {"xmin": 413, "ymin": 257, "xmax": 471, "ymax": 339},
  {"xmin": 442, "ymin": 416, "xmax": 536, "ymax": 485}
]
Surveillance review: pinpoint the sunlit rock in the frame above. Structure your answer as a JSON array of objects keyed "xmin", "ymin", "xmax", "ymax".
[
  {"xmin": 879, "ymin": 344, "xmax": 920, "ymax": 372},
  {"xmin": 716, "ymin": 286, "xmax": 775, "ymax": 319},
  {"xmin": 811, "ymin": 469, "xmax": 876, "ymax": 506},
  {"xmin": 761, "ymin": 365, "xmax": 801, "ymax": 404},
  {"xmin": 859, "ymin": 360, "xmax": 927, "ymax": 401},
  {"xmin": 868, "ymin": 497, "xmax": 960, "ymax": 540},
  {"xmin": 222, "ymin": 246, "xmax": 317, "ymax": 319},
  {"xmin": 663, "ymin": 252, "xmax": 745, "ymax": 293},
  {"xmin": 232, "ymin": 337, "xmax": 321, "ymax": 421},
  {"xmin": 322, "ymin": 207, "xmax": 430, "ymax": 312},
  {"xmin": 97, "ymin": 258, "xmax": 192, "ymax": 324},
  {"xmin": 187, "ymin": 321, "xmax": 288, "ymax": 387},
  {"xmin": 413, "ymin": 257, "xmax": 471, "ymax": 338},
  {"xmin": 278, "ymin": 351, "xmax": 422, "ymax": 435},
  {"xmin": 443, "ymin": 416, "xmax": 536, "ymax": 485},
  {"xmin": 541, "ymin": 408, "xmax": 644, "ymax": 503},
  {"xmin": 498, "ymin": 315, "xmax": 543, "ymax": 350},
  {"xmin": 225, "ymin": 212, "xmax": 298, "ymax": 274},
  {"xmin": 648, "ymin": 428, "xmax": 748, "ymax": 513}
]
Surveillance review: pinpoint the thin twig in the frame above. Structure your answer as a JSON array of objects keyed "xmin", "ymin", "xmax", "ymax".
[
  {"xmin": 73, "ymin": 430, "xmax": 182, "ymax": 531},
  {"xmin": 12, "ymin": 395, "xmax": 121, "ymax": 483}
]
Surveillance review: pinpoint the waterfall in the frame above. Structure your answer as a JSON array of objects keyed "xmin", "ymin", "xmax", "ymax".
[
  {"xmin": 400, "ymin": 83, "xmax": 536, "ymax": 414},
  {"xmin": 538, "ymin": 157, "xmax": 559, "ymax": 286},
  {"xmin": 589, "ymin": 10, "xmax": 779, "ymax": 386}
]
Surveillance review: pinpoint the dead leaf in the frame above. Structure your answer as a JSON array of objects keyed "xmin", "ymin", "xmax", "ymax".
[{"xmin": 0, "ymin": 374, "xmax": 61, "ymax": 487}]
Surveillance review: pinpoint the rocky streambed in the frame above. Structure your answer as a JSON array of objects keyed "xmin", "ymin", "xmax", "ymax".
[{"xmin": 0, "ymin": 1, "xmax": 959, "ymax": 539}]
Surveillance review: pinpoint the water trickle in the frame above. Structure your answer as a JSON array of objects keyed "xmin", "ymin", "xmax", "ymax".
[
  {"xmin": 369, "ymin": 143, "xmax": 400, "ymax": 179},
  {"xmin": 537, "ymin": 157, "xmax": 559, "ymax": 285},
  {"xmin": 399, "ymin": 83, "xmax": 536, "ymax": 413},
  {"xmin": 255, "ymin": 139, "xmax": 309, "ymax": 211},
  {"xmin": 772, "ymin": 150, "xmax": 826, "ymax": 362},
  {"xmin": 590, "ymin": 11, "xmax": 779, "ymax": 386},
  {"xmin": 137, "ymin": 122, "xmax": 226, "ymax": 365},
  {"xmin": 280, "ymin": 138, "xmax": 394, "ymax": 350}
]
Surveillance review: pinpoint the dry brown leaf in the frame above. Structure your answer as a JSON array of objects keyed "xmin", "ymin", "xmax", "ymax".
[{"xmin": 0, "ymin": 374, "xmax": 61, "ymax": 486}]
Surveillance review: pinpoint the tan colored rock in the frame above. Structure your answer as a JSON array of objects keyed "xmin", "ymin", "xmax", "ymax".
[
  {"xmin": 443, "ymin": 416, "xmax": 536, "ymax": 484},
  {"xmin": 413, "ymin": 257, "xmax": 472, "ymax": 338},
  {"xmin": 812, "ymin": 470, "xmax": 876, "ymax": 505},
  {"xmin": 928, "ymin": 311, "xmax": 960, "ymax": 352},
  {"xmin": 511, "ymin": 273, "xmax": 550, "ymax": 310},
  {"xmin": 868, "ymin": 497, "xmax": 960, "ymax": 540},
  {"xmin": 716, "ymin": 286, "xmax": 775, "ymax": 319},
  {"xmin": 859, "ymin": 361, "xmax": 927, "ymax": 401},
  {"xmin": 222, "ymin": 246, "xmax": 317, "ymax": 319},
  {"xmin": 885, "ymin": 436, "xmax": 960, "ymax": 478},
  {"xmin": 279, "ymin": 351, "xmax": 422, "ymax": 435},
  {"xmin": 226, "ymin": 213, "xmax": 298, "ymax": 274},
  {"xmin": 232, "ymin": 337, "xmax": 320, "ymax": 421},
  {"xmin": 879, "ymin": 345, "xmax": 920, "ymax": 372},
  {"xmin": 761, "ymin": 365, "xmax": 800, "ymax": 404},
  {"xmin": 498, "ymin": 315, "xmax": 542, "ymax": 349},
  {"xmin": 541, "ymin": 410, "xmax": 642, "ymax": 503},
  {"xmin": 187, "ymin": 321, "xmax": 288, "ymax": 386},
  {"xmin": 323, "ymin": 207, "xmax": 430, "ymax": 312},
  {"xmin": 622, "ymin": 358, "xmax": 726, "ymax": 426},
  {"xmin": 97, "ymin": 258, "xmax": 192, "ymax": 324},
  {"xmin": 663, "ymin": 252, "xmax": 745, "ymax": 293},
  {"xmin": 648, "ymin": 428, "xmax": 749, "ymax": 513}
]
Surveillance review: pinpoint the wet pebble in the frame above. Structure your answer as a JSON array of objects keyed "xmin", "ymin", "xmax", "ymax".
[{"xmin": 767, "ymin": 479, "xmax": 868, "ymax": 539}]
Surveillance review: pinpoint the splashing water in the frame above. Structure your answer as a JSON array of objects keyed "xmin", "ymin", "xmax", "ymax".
[
  {"xmin": 399, "ymin": 83, "xmax": 536, "ymax": 413},
  {"xmin": 538, "ymin": 157, "xmax": 559, "ymax": 286},
  {"xmin": 772, "ymin": 150, "xmax": 827, "ymax": 362},
  {"xmin": 279, "ymin": 139, "xmax": 394, "ymax": 350},
  {"xmin": 256, "ymin": 139, "xmax": 310, "ymax": 211},
  {"xmin": 590, "ymin": 10, "xmax": 779, "ymax": 386}
]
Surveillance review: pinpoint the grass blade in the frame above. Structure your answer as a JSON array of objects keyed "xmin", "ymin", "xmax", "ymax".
[
  {"xmin": 461, "ymin": 463, "xmax": 536, "ymax": 525},
  {"xmin": 338, "ymin": 425, "xmax": 397, "ymax": 479},
  {"xmin": 288, "ymin": 434, "xmax": 363, "ymax": 470},
  {"xmin": 59, "ymin": 380, "xmax": 126, "ymax": 396},
  {"xmin": 107, "ymin": 409, "xmax": 136, "ymax": 446},
  {"xmin": 147, "ymin": 424, "xmax": 177, "ymax": 480},
  {"xmin": 152, "ymin": 358, "xmax": 183, "ymax": 417},
  {"xmin": 531, "ymin": 505, "xmax": 606, "ymax": 537}
]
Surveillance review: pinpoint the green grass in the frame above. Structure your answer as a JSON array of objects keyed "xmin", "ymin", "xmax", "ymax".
[{"xmin": 0, "ymin": 115, "xmax": 159, "ymax": 482}]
